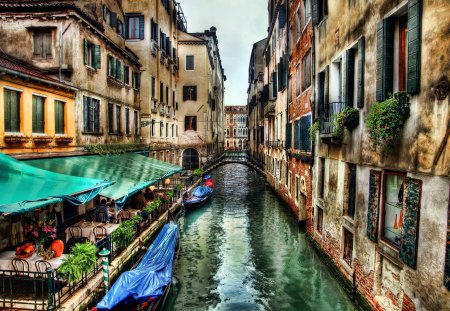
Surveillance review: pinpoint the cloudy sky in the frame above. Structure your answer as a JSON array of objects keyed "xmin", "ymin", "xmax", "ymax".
[{"xmin": 181, "ymin": 0, "xmax": 268, "ymax": 106}]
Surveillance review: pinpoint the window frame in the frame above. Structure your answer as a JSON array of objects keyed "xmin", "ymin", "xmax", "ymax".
[
  {"xmin": 127, "ymin": 15, "xmax": 140, "ymax": 40},
  {"xmin": 33, "ymin": 29, "xmax": 53, "ymax": 59},
  {"xmin": 32, "ymin": 94, "xmax": 45, "ymax": 134},
  {"xmin": 185, "ymin": 55, "xmax": 195, "ymax": 71},
  {"xmin": 184, "ymin": 116, "xmax": 197, "ymax": 131},
  {"xmin": 342, "ymin": 227, "xmax": 354, "ymax": 268},
  {"xmin": 54, "ymin": 99, "xmax": 65, "ymax": 135},
  {"xmin": 4, "ymin": 88, "xmax": 21, "ymax": 133},
  {"xmin": 317, "ymin": 207, "xmax": 324, "ymax": 235}
]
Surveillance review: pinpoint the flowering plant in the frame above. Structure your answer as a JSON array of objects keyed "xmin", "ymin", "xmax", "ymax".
[{"xmin": 22, "ymin": 215, "xmax": 57, "ymax": 246}]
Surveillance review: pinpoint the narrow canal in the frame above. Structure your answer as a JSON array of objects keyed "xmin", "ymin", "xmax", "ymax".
[{"xmin": 164, "ymin": 164, "xmax": 354, "ymax": 311}]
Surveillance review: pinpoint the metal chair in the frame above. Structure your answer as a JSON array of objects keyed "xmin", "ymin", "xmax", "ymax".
[
  {"xmin": 35, "ymin": 260, "xmax": 51, "ymax": 277},
  {"xmin": 69, "ymin": 225, "xmax": 83, "ymax": 239},
  {"xmin": 121, "ymin": 210, "xmax": 131, "ymax": 221},
  {"xmin": 93, "ymin": 226, "xmax": 107, "ymax": 242},
  {"xmin": 66, "ymin": 225, "xmax": 88, "ymax": 253},
  {"xmin": 12, "ymin": 258, "xmax": 30, "ymax": 277}
]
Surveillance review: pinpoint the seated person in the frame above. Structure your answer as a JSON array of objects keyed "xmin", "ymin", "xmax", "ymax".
[
  {"xmin": 96, "ymin": 199, "xmax": 109, "ymax": 222},
  {"xmin": 133, "ymin": 191, "xmax": 147, "ymax": 211}
]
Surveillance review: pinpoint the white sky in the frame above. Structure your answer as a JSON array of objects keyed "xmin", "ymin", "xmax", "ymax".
[{"xmin": 180, "ymin": 0, "xmax": 268, "ymax": 106}]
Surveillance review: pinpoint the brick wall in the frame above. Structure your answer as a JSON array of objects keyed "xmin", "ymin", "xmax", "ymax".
[{"xmin": 402, "ymin": 292, "xmax": 416, "ymax": 311}]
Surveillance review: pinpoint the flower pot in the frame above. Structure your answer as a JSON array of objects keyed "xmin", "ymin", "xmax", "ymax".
[
  {"xmin": 343, "ymin": 112, "xmax": 359, "ymax": 130},
  {"xmin": 55, "ymin": 137, "xmax": 74, "ymax": 144},
  {"xmin": 33, "ymin": 136, "xmax": 53, "ymax": 144}
]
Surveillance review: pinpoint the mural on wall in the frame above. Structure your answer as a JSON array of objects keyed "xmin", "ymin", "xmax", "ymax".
[
  {"xmin": 367, "ymin": 170, "xmax": 381, "ymax": 242},
  {"xmin": 399, "ymin": 178, "xmax": 422, "ymax": 268}
]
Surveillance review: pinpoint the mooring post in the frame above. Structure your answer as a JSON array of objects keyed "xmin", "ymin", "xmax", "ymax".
[{"xmin": 99, "ymin": 248, "xmax": 111, "ymax": 293}]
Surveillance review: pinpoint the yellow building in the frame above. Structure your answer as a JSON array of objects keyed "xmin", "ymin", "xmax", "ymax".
[{"xmin": 0, "ymin": 52, "xmax": 77, "ymax": 157}]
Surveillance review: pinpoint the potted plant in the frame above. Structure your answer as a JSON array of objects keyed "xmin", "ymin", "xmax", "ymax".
[
  {"xmin": 112, "ymin": 220, "xmax": 136, "ymax": 250},
  {"xmin": 309, "ymin": 119, "xmax": 320, "ymax": 143},
  {"xmin": 55, "ymin": 137, "xmax": 74, "ymax": 144},
  {"xmin": 58, "ymin": 242, "xmax": 97, "ymax": 283},
  {"xmin": 33, "ymin": 136, "xmax": 53, "ymax": 144},
  {"xmin": 366, "ymin": 95, "xmax": 407, "ymax": 153}
]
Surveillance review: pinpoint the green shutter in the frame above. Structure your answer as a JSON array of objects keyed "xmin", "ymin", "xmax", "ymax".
[
  {"xmin": 346, "ymin": 48, "xmax": 355, "ymax": 107},
  {"xmin": 324, "ymin": 65, "xmax": 329, "ymax": 106},
  {"xmin": 407, "ymin": 0, "xmax": 422, "ymax": 94},
  {"xmin": 32, "ymin": 96, "xmax": 38, "ymax": 132},
  {"xmin": 83, "ymin": 96, "xmax": 89, "ymax": 132},
  {"xmin": 400, "ymin": 178, "xmax": 422, "ymax": 269},
  {"xmin": 376, "ymin": 18, "xmax": 394, "ymax": 101},
  {"xmin": 139, "ymin": 15, "xmax": 144, "ymax": 40},
  {"xmin": 285, "ymin": 122, "xmax": 292, "ymax": 149},
  {"xmin": 357, "ymin": 37, "xmax": 365, "ymax": 108},
  {"xmin": 116, "ymin": 59, "xmax": 122, "ymax": 80},
  {"xmin": 4, "ymin": 90, "xmax": 11, "ymax": 132},
  {"xmin": 272, "ymin": 72, "xmax": 278, "ymax": 95},
  {"xmin": 94, "ymin": 44, "xmax": 101, "ymax": 69},
  {"xmin": 294, "ymin": 120, "xmax": 300, "ymax": 150},
  {"xmin": 83, "ymin": 39, "xmax": 88, "ymax": 65},
  {"xmin": 367, "ymin": 170, "xmax": 381, "ymax": 242},
  {"xmin": 55, "ymin": 100, "xmax": 65, "ymax": 134},
  {"xmin": 32, "ymin": 95, "xmax": 45, "ymax": 133}
]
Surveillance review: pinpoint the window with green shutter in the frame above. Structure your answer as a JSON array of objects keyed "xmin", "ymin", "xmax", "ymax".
[
  {"xmin": 407, "ymin": 0, "xmax": 422, "ymax": 94},
  {"xmin": 294, "ymin": 119, "xmax": 300, "ymax": 150},
  {"xmin": 84, "ymin": 39, "xmax": 100, "ymax": 69},
  {"xmin": 116, "ymin": 59, "xmax": 122, "ymax": 80},
  {"xmin": 285, "ymin": 122, "xmax": 292, "ymax": 149},
  {"xmin": 4, "ymin": 89, "xmax": 20, "ymax": 132},
  {"xmin": 33, "ymin": 30, "xmax": 52, "ymax": 59},
  {"xmin": 124, "ymin": 65, "xmax": 130, "ymax": 85},
  {"xmin": 83, "ymin": 96, "xmax": 101, "ymax": 133},
  {"xmin": 125, "ymin": 108, "xmax": 130, "ymax": 135},
  {"xmin": 54, "ymin": 100, "xmax": 65, "ymax": 134},
  {"xmin": 32, "ymin": 95, "xmax": 45, "ymax": 133},
  {"xmin": 272, "ymin": 71, "xmax": 278, "ymax": 97}
]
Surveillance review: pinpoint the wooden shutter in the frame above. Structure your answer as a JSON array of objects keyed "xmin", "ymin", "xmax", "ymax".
[
  {"xmin": 125, "ymin": 17, "xmax": 129, "ymax": 39},
  {"xmin": 116, "ymin": 59, "xmax": 122, "ymax": 80},
  {"xmin": 400, "ymin": 178, "xmax": 422, "ymax": 268},
  {"xmin": 278, "ymin": 3, "xmax": 286, "ymax": 28},
  {"xmin": 83, "ymin": 96, "xmax": 89, "ymax": 132},
  {"xmin": 407, "ymin": 0, "xmax": 422, "ymax": 94},
  {"xmin": 5, "ymin": 90, "xmax": 20, "ymax": 132},
  {"xmin": 43, "ymin": 31, "xmax": 52, "ymax": 58},
  {"xmin": 4, "ymin": 90, "xmax": 11, "ymax": 131},
  {"xmin": 311, "ymin": 0, "xmax": 319, "ymax": 26},
  {"xmin": 272, "ymin": 71, "xmax": 278, "ymax": 96},
  {"xmin": 93, "ymin": 100, "xmax": 100, "ymax": 133},
  {"xmin": 300, "ymin": 115, "xmax": 312, "ymax": 152},
  {"xmin": 83, "ymin": 39, "xmax": 88, "ymax": 65},
  {"xmin": 94, "ymin": 44, "xmax": 101, "ymax": 69},
  {"xmin": 285, "ymin": 123, "xmax": 292, "ymax": 149},
  {"xmin": 324, "ymin": 65, "xmax": 329, "ymax": 112},
  {"xmin": 346, "ymin": 48, "xmax": 355, "ymax": 107},
  {"xmin": 139, "ymin": 15, "xmax": 144, "ymax": 40},
  {"xmin": 376, "ymin": 18, "xmax": 394, "ymax": 101},
  {"xmin": 317, "ymin": 71, "xmax": 325, "ymax": 117},
  {"xmin": 110, "ymin": 12, "xmax": 117, "ymax": 28},
  {"xmin": 32, "ymin": 96, "xmax": 44, "ymax": 133},
  {"xmin": 445, "ymin": 187, "xmax": 450, "ymax": 290},
  {"xmin": 183, "ymin": 86, "xmax": 188, "ymax": 101},
  {"xmin": 33, "ymin": 32, "xmax": 43, "ymax": 57},
  {"xmin": 366, "ymin": 170, "xmax": 381, "ymax": 242},
  {"xmin": 55, "ymin": 100, "xmax": 65, "ymax": 134},
  {"xmin": 108, "ymin": 103, "xmax": 114, "ymax": 133},
  {"xmin": 294, "ymin": 120, "xmax": 300, "ymax": 150},
  {"xmin": 136, "ymin": 72, "xmax": 141, "ymax": 89},
  {"xmin": 193, "ymin": 86, "xmax": 197, "ymax": 101},
  {"xmin": 357, "ymin": 36, "xmax": 365, "ymax": 108}
]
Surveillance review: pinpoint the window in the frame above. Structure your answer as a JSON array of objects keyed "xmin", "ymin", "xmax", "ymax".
[
  {"xmin": 347, "ymin": 164, "xmax": 356, "ymax": 218},
  {"xmin": 116, "ymin": 105, "xmax": 121, "ymax": 135},
  {"xmin": 317, "ymin": 207, "xmax": 323, "ymax": 234},
  {"xmin": 288, "ymin": 171, "xmax": 292, "ymax": 194},
  {"xmin": 186, "ymin": 55, "xmax": 194, "ymax": 70},
  {"xmin": 343, "ymin": 228, "xmax": 354, "ymax": 267},
  {"xmin": 103, "ymin": 5, "xmax": 111, "ymax": 24},
  {"xmin": 382, "ymin": 172, "xmax": 406, "ymax": 247},
  {"xmin": 272, "ymin": 71, "xmax": 278, "ymax": 97},
  {"xmin": 4, "ymin": 89, "xmax": 20, "ymax": 132},
  {"xmin": 299, "ymin": 115, "xmax": 312, "ymax": 152},
  {"xmin": 84, "ymin": 39, "xmax": 101, "ymax": 69},
  {"xmin": 301, "ymin": 0, "xmax": 311, "ymax": 30},
  {"xmin": 134, "ymin": 111, "xmax": 139, "ymax": 135},
  {"xmin": 302, "ymin": 50, "xmax": 312, "ymax": 91},
  {"xmin": 171, "ymin": 124, "xmax": 174, "ymax": 137},
  {"xmin": 107, "ymin": 55, "xmax": 122, "ymax": 80},
  {"xmin": 295, "ymin": 176, "xmax": 300, "ymax": 202},
  {"xmin": 160, "ymin": 122, "xmax": 164, "ymax": 137},
  {"xmin": 32, "ymin": 95, "xmax": 45, "ymax": 133},
  {"xmin": 183, "ymin": 86, "xmax": 197, "ymax": 101},
  {"xmin": 117, "ymin": 20, "xmax": 124, "ymax": 37},
  {"xmin": 319, "ymin": 158, "xmax": 325, "ymax": 198},
  {"xmin": 295, "ymin": 9, "xmax": 301, "ymax": 42},
  {"xmin": 124, "ymin": 65, "xmax": 130, "ymax": 85},
  {"xmin": 151, "ymin": 19, "xmax": 159, "ymax": 41},
  {"xmin": 185, "ymin": 116, "xmax": 197, "ymax": 131},
  {"xmin": 54, "ymin": 100, "xmax": 65, "ymax": 134},
  {"xmin": 151, "ymin": 77, "xmax": 156, "ymax": 98},
  {"xmin": 83, "ymin": 96, "xmax": 100, "ymax": 133},
  {"xmin": 160, "ymin": 82, "xmax": 164, "ymax": 102},
  {"xmin": 125, "ymin": 108, "xmax": 130, "ymax": 135},
  {"xmin": 166, "ymin": 86, "xmax": 169, "ymax": 105},
  {"xmin": 296, "ymin": 64, "xmax": 301, "ymax": 96},
  {"xmin": 318, "ymin": 0, "xmax": 328, "ymax": 23},
  {"xmin": 108, "ymin": 103, "xmax": 114, "ymax": 134},
  {"xmin": 33, "ymin": 30, "xmax": 52, "ymax": 58},
  {"xmin": 166, "ymin": 123, "xmax": 168, "ymax": 137},
  {"xmin": 126, "ymin": 15, "xmax": 144, "ymax": 40},
  {"xmin": 330, "ymin": 58, "xmax": 343, "ymax": 102},
  {"xmin": 132, "ymin": 71, "xmax": 141, "ymax": 90},
  {"xmin": 151, "ymin": 120, "xmax": 155, "ymax": 137}
]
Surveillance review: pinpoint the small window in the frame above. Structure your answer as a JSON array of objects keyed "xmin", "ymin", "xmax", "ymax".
[
  {"xmin": 160, "ymin": 122, "xmax": 164, "ymax": 137},
  {"xmin": 381, "ymin": 172, "xmax": 406, "ymax": 247},
  {"xmin": 84, "ymin": 39, "xmax": 101, "ymax": 69},
  {"xmin": 132, "ymin": 71, "xmax": 141, "ymax": 90},
  {"xmin": 288, "ymin": 171, "xmax": 292, "ymax": 194},
  {"xmin": 116, "ymin": 105, "xmax": 121, "ymax": 135},
  {"xmin": 54, "ymin": 100, "xmax": 65, "ymax": 134},
  {"xmin": 186, "ymin": 55, "xmax": 194, "ymax": 70},
  {"xmin": 151, "ymin": 120, "xmax": 155, "ymax": 137},
  {"xmin": 134, "ymin": 111, "xmax": 139, "ymax": 135},
  {"xmin": 185, "ymin": 116, "xmax": 197, "ymax": 131},
  {"xmin": 117, "ymin": 19, "xmax": 124, "ymax": 37},
  {"xmin": 317, "ymin": 207, "xmax": 324, "ymax": 234},
  {"xmin": 319, "ymin": 158, "xmax": 325, "ymax": 198},
  {"xmin": 346, "ymin": 164, "xmax": 357, "ymax": 218},
  {"xmin": 126, "ymin": 15, "xmax": 143, "ymax": 40},
  {"xmin": 103, "ymin": 5, "xmax": 111, "ymax": 24},
  {"xmin": 183, "ymin": 86, "xmax": 197, "ymax": 101},
  {"xmin": 301, "ymin": 50, "xmax": 312, "ymax": 91},
  {"xmin": 151, "ymin": 77, "xmax": 156, "ymax": 98},
  {"xmin": 124, "ymin": 66, "xmax": 130, "ymax": 85},
  {"xmin": 4, "ymin": 89, "xmax": 21, "ymax": 132},
  {"xmin": 301, "ymin": 0, "xmax": 311, "ymax": 30},
  {"xmin": 343, "ymin": 228, "xmax": 354, "ymax": 267},
  {"xmin": 32, "ymin": 95, "xmax": 45, "ymax": 133},
  {"xmin": 108, "ymin": 103, "xmax": 114, "ymax": 134},
  {"xmin": 125, "ymin": 108, "xmax": 130, "ymax": 135},
  {"xmin": 33, "ymin": 30, "xmax": 52, "ymax": 59},
  {"xmin": 83, "ymin": 96, "xmax": 100, "ymax": 133},
  {"xmin": 295, "ymin": 176, "xmax": 300, "ymax": 202}
]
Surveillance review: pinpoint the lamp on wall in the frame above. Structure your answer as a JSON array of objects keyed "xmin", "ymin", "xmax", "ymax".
[
  {"xmin": 164, "ymin": 178, "xmax": 171, "ymax": 185},
  {"xmin": 149, "ymin": 185, "xmax": 156, "ymax": 192}
]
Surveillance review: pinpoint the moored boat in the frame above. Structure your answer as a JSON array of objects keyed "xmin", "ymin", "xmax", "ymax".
[
  {"xmin": 94, "ymin": 217, "xmax": 179, "ymax": 311},
  {"xmin": 183, "ymin": 185, "xmax": 213, "ymax": 209}
]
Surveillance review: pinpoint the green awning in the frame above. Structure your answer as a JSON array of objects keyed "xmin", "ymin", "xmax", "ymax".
[
  {"xmin": 26, "ymin": 153, "xmax": 183, "ymax": 201},
  {"xmin": 0, "ymin": 153, "xmax": 113, "ymax": 214}
]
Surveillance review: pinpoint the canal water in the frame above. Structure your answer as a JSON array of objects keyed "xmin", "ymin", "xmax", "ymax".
[{"xmin": 163, "ymin": 164, "xmax": 354, "ymax": 311}]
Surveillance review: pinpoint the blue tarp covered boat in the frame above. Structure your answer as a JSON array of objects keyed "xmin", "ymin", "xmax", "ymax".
[
  {"xmin": 183, "ymin": 185, "xmax": 213, "ymax": 209},
  {"xmin": 96, "ymin": 222, "xmax": 179, "ymax": 311}
]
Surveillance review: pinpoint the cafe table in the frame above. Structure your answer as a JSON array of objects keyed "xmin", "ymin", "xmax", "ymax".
[
  {"xmin": 0, "ymin": 251, "xmax": 68, "ymax": 273},
  {"xmin": 117, "ymin": 209, "xmax": 140, "ymax": 222},
  {"xmin": 66, "ymin": 221, "xmax": 120, "ymax": 243}
]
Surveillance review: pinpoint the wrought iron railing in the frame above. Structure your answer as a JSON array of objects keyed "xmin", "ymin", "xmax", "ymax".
[
  {"xmin": 320, "ymin": 102, "xmax": 346, "ymax": 135},
  {"xmin": 267, "ymin": 140, "xmax": 284, "ymax": 149}
]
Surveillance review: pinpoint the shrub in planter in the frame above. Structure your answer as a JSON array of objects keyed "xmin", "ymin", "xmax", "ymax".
[
  {"xmin": 58, "ymin": 242, "xmax": 97, "ymax": 283},
  {"xmin": 366, "ymin": 96, "xmax": 407, "ymax": 153},
  {"xmin": 333, "ymin": 107, "xmax": 360, "ymax": 139},
  {"xmin": 112, "ymin": 220, "xmax": 136, "ymax": 249},
  {"xmin": 309, "ymin": 120, "xmax": 320, "ymax": 143}
]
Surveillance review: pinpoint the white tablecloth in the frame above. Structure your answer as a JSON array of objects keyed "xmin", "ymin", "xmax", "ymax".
[
  {"xmin": 118, "ymin": 209, "xmax": 140, "ymax": 221},
  {"xmin": 66, "ymin": 222, "xmax": 120, "ymax": 243},
  {"xmin": 0, "ymin": 251, "xmax": 68, "ymax": 273}
]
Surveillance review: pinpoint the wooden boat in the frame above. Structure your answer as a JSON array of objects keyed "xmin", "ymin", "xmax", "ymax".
[
  {"xmin": 95, "ymin": 214, "xmax": 180, "ymax": 311},
  {"xmin": 183, "ymin": 185, "xmax": 213, "ymax": 209}
]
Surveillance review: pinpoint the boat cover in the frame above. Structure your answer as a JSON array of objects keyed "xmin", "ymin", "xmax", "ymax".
[
  {"xmin": 96, "ymin": 223, "xmax": 178, "ymax": 310},
  {"xmin": 205, "ymin": 179, "xmax": 214, "ymax": 188},
  {"xmin": 192, "ymin": 185, "xmax": 213, "ymax": 198},
  {"xmin": 202, "ymin": 175, "xmax": 212, "ymax": 181}
]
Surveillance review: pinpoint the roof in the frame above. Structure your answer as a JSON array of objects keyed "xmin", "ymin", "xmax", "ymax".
[
  {"xmin": 0, "ymin": 153, "xmax": 113, "ymax": 214},
  {"xmin": 0, "ymin": 52, "xmax": 76, "ymax": 91},
  {"xmin": 26, "ymin": 153, "xmax": 183, "ymax": 202}
]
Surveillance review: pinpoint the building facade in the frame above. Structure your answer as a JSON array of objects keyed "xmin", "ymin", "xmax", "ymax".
[
  {"xmin": 310, "ymin": 0, "xmax": 450, "ymax": 310},
  {"xmin": 177, "ymin": 27, "xmax": 225, "ymax": 169},
  {"xmin": 0, "ymin": 1, "xmax": 142, "ymax": 157},
  {"xmin": 224, "ymin": 105, "xmax": 248, "ymax": 151}
]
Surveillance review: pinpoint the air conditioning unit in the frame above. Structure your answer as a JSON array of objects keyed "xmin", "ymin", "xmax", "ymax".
[{"xmin": 151, "ymin": 40, "xmax": 158, "ymax": 56}]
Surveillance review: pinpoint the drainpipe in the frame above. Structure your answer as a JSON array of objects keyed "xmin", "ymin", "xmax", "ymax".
[{"xmin": 59, "ymin": 22, "xmax": 72, "ymax": 82}]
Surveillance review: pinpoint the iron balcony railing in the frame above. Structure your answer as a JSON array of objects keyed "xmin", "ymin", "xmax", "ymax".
[
  {"xmin": 267, "ymin": 140, "xmax": 285, "ymax": 149},
  {"xmin": 320, "ymin": 102, "xmax": 346, "ymax": 135}
]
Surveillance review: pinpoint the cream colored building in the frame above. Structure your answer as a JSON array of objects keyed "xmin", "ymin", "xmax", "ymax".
[{"xmin": 177, "ymin": 27, "xmax": 225, "ymax": 169}]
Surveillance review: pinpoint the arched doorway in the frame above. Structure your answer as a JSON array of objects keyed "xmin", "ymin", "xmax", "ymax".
[{"xmin": 182, "ymin": 148, "xmax": 199, "ymax": 170}]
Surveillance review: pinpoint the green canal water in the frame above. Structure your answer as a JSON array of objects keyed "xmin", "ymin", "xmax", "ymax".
[{"xmin": 163, "ymin": 164, "xmax": 354, "ymax": 311}]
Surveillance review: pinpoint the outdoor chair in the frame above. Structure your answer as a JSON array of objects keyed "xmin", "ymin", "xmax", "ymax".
[
  {"xmin": 121, "ymin": 210, "xmax": 131, "ymax": 221},
  {"xmin": 12, "ymin": 258, "xmax": 30, "ymax": 277},
  {"xmin": 65, "ymin": 226, "xmax": 88, "ymax": 253},
  {"xmin": 93, "ymin": 226, "xmax": 107, "ymax": 242},
  {"xmin": 35, "ymin": 260, "xmax": 51, "ymax": 277}
]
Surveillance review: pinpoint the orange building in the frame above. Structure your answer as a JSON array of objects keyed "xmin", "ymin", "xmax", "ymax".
[{"xmin": 0, "ymin": 52, "xmax": 77, "ymax": 158}]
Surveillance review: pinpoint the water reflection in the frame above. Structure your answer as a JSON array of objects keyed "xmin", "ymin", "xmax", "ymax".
[{"xmin": 164, "ymin": 164, "xmax": 353, "ymax": 311}]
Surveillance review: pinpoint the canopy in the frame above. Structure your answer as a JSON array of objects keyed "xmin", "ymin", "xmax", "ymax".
[
  {"xmin": 0, "ymin": 153, "xmax": 113, "ymax": 214},
  {"xmin": 26, "ymin": 153, "xmax": 183, "ymax": 204},
  {"xmin": 96, "ymin": 223, "xmax": 179, "ymax": 310}
]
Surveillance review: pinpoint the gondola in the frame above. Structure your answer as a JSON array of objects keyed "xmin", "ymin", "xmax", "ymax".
[
  {"xmin": 183, "ymin": 185, "xmax": 213, "ymax": 209},
  {"xmin": 94, "ymin": 214, "xmax": 180, "ymax": 311}
]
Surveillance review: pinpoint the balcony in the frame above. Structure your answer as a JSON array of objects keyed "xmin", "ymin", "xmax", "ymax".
[
  {"xmin": 160, "ymin": 104, "xmax": 165, "ymax": 116},
  {"xmin": 264, "ymin": 101, "xmax": 275, "ymax": 117},
  {"xmin": 267, "ymin": 140, "xmax": 285, "ymax": 149},
  {"xmin": 320, "ymin": 102, "xmax": 346, "ymax": 136}
]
